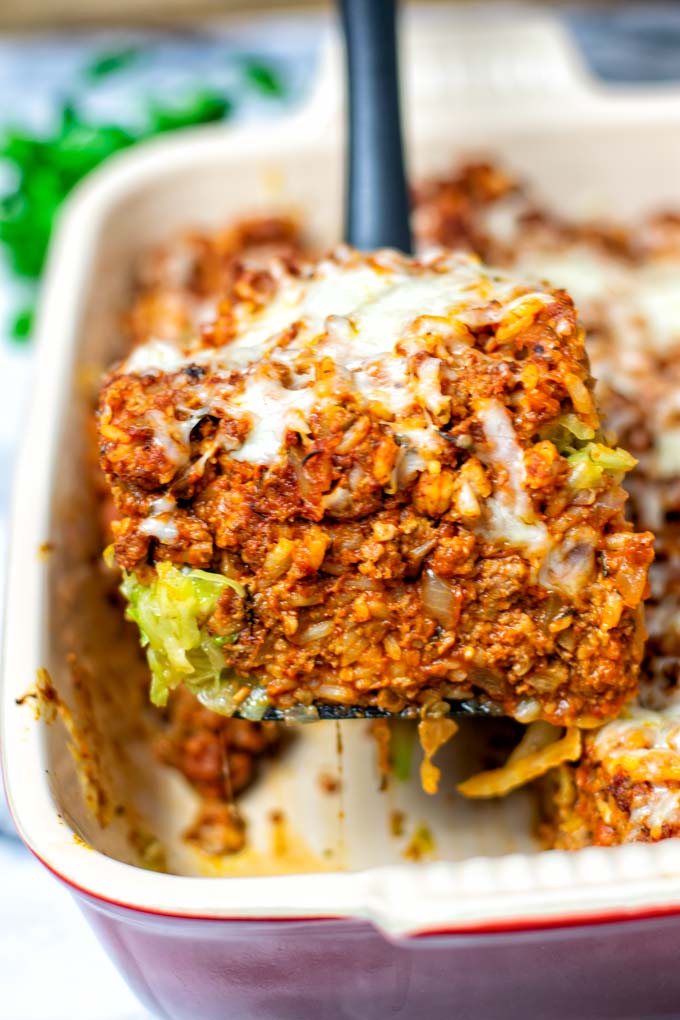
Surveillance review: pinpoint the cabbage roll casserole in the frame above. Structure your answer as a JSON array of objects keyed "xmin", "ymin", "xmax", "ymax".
[{"xmin": 97, "ymin": 241, "xmax": 652, "ymax": 730}]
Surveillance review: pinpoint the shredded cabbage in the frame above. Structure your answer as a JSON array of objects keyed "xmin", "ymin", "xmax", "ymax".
[
  {"xmin": 457, "ymin": 726, "xmax": 582, "ymax": 799},
  {"xmin": 543, "ymin": 415, "xmax": 637, "ymax": 490},
  {"xmin": 120, "ymin": 562, "xmax": 251, "ymax": 711},
  {"xmin": 567, "ymin": 442, "xmax": 637, "ymax": 490},
  {"xmin": 550, "ymin": 413, "xmax": 596, "ymax": 447}
]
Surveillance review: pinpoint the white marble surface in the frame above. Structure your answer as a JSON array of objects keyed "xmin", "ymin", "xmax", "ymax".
[
  {"xmin": 1, "ymin": 7, "xmax": 680, "ymax": 1019},
  {"xmin": 0, "ymin": 839, "xmax": 154, "ymax": 1020}
]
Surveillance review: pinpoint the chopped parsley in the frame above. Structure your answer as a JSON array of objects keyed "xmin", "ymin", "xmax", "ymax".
[{"xmin": 0, "ymin": 51, "xmax": 288, "ymax": 341}]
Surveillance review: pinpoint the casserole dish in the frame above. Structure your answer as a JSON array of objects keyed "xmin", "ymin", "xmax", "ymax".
[{"xmin": 6, "ymin": 7, "xmax": 680, "ymax": 1018}]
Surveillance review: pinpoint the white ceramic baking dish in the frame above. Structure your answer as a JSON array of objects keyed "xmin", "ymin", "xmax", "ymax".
[{"xmin": 6, "ymin": 7, "xmax": 680, "ymax": 1018}]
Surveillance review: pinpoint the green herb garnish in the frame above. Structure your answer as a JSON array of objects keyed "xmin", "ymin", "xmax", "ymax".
[
  {"xmin": 241, "ymin": 57, "xmax": 286, "ymax": 97},
  {"xmin": 10, "ymin": 303, "xmax": 34, "ymax": 341},
  {"xmin": 0, "ymin": 86, "xmax": 239, "ymax": 339},
  {"xmin": 0, "ymin": 53, "xmax": 286, "ymax": 343},
  {"xmin": 1, "ymin": 52, "xmax": 286, "ymax": 341},
  {"xmin": 147, "ymin": 90, "xmax": 233, "ymax": 134},
  {"xmin": 84, "ymin": 46, "xmax": 142, "ymax": 81}
]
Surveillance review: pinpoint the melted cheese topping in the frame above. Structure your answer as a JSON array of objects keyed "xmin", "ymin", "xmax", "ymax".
[
  {"xmin": 139, "ymin": 497, "xmax": 179, "ymax": 544},
  {"xmin": 476, "ymin": 400, "xmax": 550, "ymax": 556},
  {"xmin": 590, "ymin": 704, "xmax": 680, "ymax": 839},
  {"xmin": 515, "ymin": 247, "xmax": 629, "ymax": 308},
  {"xmin": 125, "ymin": 339, "xmax": 188, "ymax": 375},
  {"xmin": 128, "ymin": 255, "xmax": 552, "ymax": 379},
  {"xmin": 515, "ymin": 246, "xmax": 680, "ymax": 358},
  {"xmin": 229, "ymin": 373, "xmax": 318, "ymax": 463},
  {"xmin": 635, "ymin": 261, "xmax": 680, "ymax": 352},
  {"xmin": 630, "ymin": 787, "xmax": 680, "ymax": 836},
  {"xmin": 511, "ymin": 244, "xmax": 680, "ymax": 487},
  {"xmin": 116, "ymin": 249, "xmax": 573, "ymax": 567},
  {"xmin": 592, "ymin": 704, "xmax": 680, "ymax": 758},
  {"xmin": 656, "ymin": 427, "xmax": 680, "ymax": 478},
  {"xmin": 124, "ymin": 250, "xmax": 555, "ymax": 466}
]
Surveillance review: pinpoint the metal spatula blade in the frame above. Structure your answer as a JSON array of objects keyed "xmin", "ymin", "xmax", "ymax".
[{"xmin": 261, "ymin": 699, "xmax": 489, "ymax": 722}]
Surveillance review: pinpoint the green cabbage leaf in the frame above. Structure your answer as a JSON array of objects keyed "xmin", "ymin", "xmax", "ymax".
[
  {"xmin": 120, "ymin": 562, "xmax": 267, "ymax": 718},
  {"xmin": 543, "ymin": 414, "xmax": 637, "ymax": 490},
  {"xmin": 567, "ymin": 442, "xmax": 637, "ymax": 490}
]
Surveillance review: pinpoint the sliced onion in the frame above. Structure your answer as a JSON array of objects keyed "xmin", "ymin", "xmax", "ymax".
[
  {"xmin": 408, "ymin": 536, "xmax": 437, "ymax": 572},
  {"xmin": 507, "ymin": 720, "xmax": 561, "ymax": 764},
  {"xmin": 396, "ymin": 448, "xmax": 426, "ymax": 490},
  {"xmin": 349, "ymin": 465, "xmax": 366, "ymax": 491},
  {"xmin": 237, "ymin": 685, "xmax": 271, "ymax": 721},
  {"xmin": 289, "ymin": 448, "xmax": 314, "ymax": 501},
  {"xmin": 422, "ymin": 568, "xmax": 462, "ymax": 629},
  {"xmin": 322, "ymin": 484, "xmax": 353, "ymax": 516},
  {"xmin": 539, "ymin": 527, "xmax": 597, "ymax": 597},
  {"xmin": 335, "ymin": 416, "xmax": 370, "ymax": 455},
  {"xmin": 613, "ymin": 561, "xmax": 649, "ymax": 609}
]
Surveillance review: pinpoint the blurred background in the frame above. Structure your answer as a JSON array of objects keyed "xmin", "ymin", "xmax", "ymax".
[{"xmin": 1, "ymin": 2, "xmax": 680, "ymax": 1018}]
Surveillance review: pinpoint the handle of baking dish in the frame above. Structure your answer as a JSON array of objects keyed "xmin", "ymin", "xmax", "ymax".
[{"xmin": 300, "ymin": 9, "xmax": 595, "ymax": 135}]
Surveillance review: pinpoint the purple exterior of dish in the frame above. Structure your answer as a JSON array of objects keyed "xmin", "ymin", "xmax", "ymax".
[{"xmin": 75, "ymin": 887, "xmax": 680, "ymax": 1020}]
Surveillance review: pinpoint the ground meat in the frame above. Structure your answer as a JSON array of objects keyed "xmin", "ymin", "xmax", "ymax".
[{"xmin": 155, "ymin": 686, "xmax": 279, "ymax": 801}]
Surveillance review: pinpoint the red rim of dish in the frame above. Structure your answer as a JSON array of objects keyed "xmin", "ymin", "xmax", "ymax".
[
  {"xmin": 24, "ymin": 839, "xmax": 680, "ymax": 936},
  {"xmin": 6, "ymin": 744, "xmax": 680, "ymax": 937}
]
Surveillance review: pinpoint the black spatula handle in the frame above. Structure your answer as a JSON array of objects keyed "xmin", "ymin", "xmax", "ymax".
[{"xmin": 340, "ymin": 0, "xmax": 413, "ymax": 253}]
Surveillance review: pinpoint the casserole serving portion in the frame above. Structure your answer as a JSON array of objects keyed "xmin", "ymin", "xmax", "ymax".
[{"xmin": 98, "ymin": 240, "xmax": 651, "ymax": 727}]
